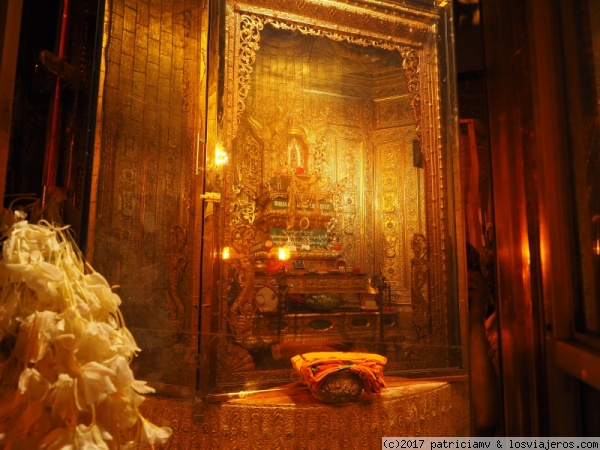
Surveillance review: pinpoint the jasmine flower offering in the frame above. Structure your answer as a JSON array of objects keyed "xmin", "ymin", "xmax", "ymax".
[{"xmin": 0, "ymin": 212, "xmax": 172, "ymax": 449}]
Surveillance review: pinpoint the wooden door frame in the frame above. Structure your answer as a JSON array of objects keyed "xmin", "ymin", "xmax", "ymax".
[{"xmin": 482, "ymin": 0, "xmax": 600, "ymax": 436}]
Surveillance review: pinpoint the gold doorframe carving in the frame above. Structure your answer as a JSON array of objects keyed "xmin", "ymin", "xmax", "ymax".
[{"xmin": 229, "ymin": 8, "xmax": 423, "ymax": 142}]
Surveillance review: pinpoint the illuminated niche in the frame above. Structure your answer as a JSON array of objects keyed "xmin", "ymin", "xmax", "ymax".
[{"xmin": 201, "ymin": 0, "xmax": 463, "ymax": 391}]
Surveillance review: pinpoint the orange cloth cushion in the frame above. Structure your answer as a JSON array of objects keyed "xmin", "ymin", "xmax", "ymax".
[{"xmin": 291, "ymin": 351, "xmax": 387, "ymax": 395}]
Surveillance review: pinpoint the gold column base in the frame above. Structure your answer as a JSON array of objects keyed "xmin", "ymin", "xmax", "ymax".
[{"xmin": 138, "ymin": 378, "xmax": 470, "ymax": 448}]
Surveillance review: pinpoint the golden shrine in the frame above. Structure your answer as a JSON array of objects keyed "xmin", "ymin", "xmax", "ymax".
[{"xmin": 201, "ymin": 0, "xmax": 465, "ymax": 396}]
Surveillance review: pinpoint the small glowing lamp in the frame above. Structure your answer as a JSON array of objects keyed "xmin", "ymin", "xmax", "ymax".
[
  {"xmin": 222, "ymin": 246, "xmax": 231, "ymax": 260},
  {"xmin": 215, "ymin": 147, "xmax": 229, "ymax": 165},
  {"xmin": 278, "ymin": 247, "xmax": 291, "ymax": 261}
]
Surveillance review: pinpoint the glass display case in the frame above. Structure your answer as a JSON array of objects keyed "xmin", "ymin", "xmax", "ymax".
[{"xmin": 199, "ymin": 0, "xmax": 465, "ymax": 397}]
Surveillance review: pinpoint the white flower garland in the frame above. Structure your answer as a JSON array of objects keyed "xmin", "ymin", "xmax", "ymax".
[{"xmin": 0, "ymin": 212, "xmax": 172, "ymax": 449}]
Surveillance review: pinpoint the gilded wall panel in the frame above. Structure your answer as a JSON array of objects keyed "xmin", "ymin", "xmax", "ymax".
[
  {"xmin": 375, "ymin": 96, "xmax": 415, "ymax": 129},
  {"xmin": 335, "ymin": 134, "xmax": 364, "ymax": 266},
  {"xmin": 93, "ymin": 0, "xmax": 205, "ymax": 391}
]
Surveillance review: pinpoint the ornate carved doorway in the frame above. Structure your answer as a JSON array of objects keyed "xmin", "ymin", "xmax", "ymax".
[{"xmin": 199, "ymin": 0, "xmax": 466, "ymax": 396}]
